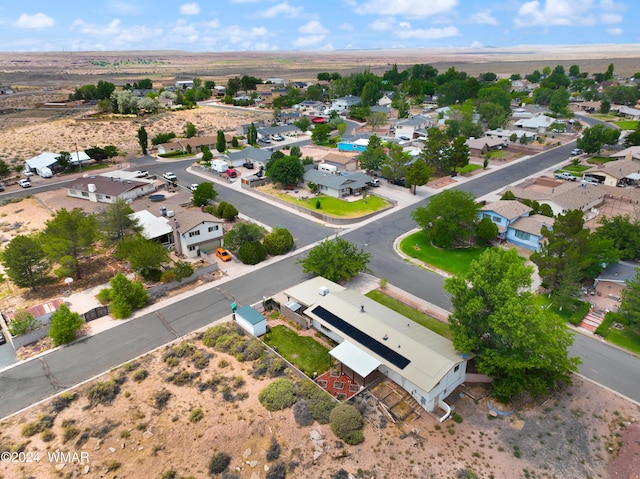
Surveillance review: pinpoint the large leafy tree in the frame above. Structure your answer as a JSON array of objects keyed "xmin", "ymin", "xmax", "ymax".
[
  {"xmin": 185, "ymin": 121, "xmax": 197, "ymax": 138},
  {"xmin": 577, "ymin": 124, "xmax": 620, "ymax": 154},
  {"xmin": 405, "ymin": 159, "xmax": 433, "ymax": 195},
  {"xmin": 1, "ymin": 235, "xmax": 50, "ymax": 290},
  {"xmin": 411, "ymin": 189, "xmax": 479, "ymax": 248},
  {"xmin": 623, "ymin": 122, "xmax": 640, "ymax": 147},
  {"xmin": 108, "ymin": 272, "xmax": 149, "ymax": 319},
  {"xmin": 0, "ymin": 159, "xmax": 11, "ymax": 181},
  {"xmin": 97, "ymin": 198, "xmax": 142, "ymax": 244},
  {"xmin": 223, "ymin": 223, "xmax": 267, "ymax": 252},
  {"xmin": 116, "ymin": 235, "xmax": 170, "ymax": 280},
  {"xmin": 216, "ymin": 129, "xmax": 226, "ymax": 153},
  {"xmin": 358, "ymin": 135, "xmax": 386, "ymax": 173},
  {"xmin": 137, "ymin": 126, "xmax": 149, "ymax": 155},
  {"xmin": 263, "ymin": 227, "xmax": 294, "ymax": 256},
  {"xmin": 191, "ymin": 182, "xmax": 218, "ymax": 207},
  {"xmin": 41, "ymin": 208, "xmax": 99, "ymax": 279},
  {"xmin": 48, "ymin": 303, "xmax": 84, "ymax": 346},
  {"xmin": 595, "ymin": 215, "xmax": 640, "ymax": 261},
  {"xmin": 381, "ymin": 143, "xmax": 410, "ymax": 182},
  {"xmin": 445, "ymin": 248, "xmax": 580, "ymax": 402},
  {"xmin": 420, "ymin": 127, "xmax": 450, "ymax": 171},
  {"xmin": 266, "ymin": 155, "xmax": 304, "ymax": 188},
  {"xmin": 298, "ymin": 236, "xmax": 370, "ymax": 283},
  {"xmin": 616, "ymin": 269, "xmax": 640, "ymax": 330},
  {"xmin": 311, "ymin": 123, "xmax": 331, "ymax": 143},
  {"xmin": 448, "ymin": 136, "xmax": 470, "ymax": 173}
]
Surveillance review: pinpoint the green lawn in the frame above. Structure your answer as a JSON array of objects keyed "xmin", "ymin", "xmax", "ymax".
[
  {"xmin": 532, "ymin": 294, "xmax": 590, "ymax": 326},
  {"xmin": 560, "ymin": 164, "xmax": 591, "ymax": 173},
  {"xmin": 604, "ymin": 327, "xmax": 640, "ymax": 356},
  {"xmin": 458, "ymin": 163, "xmax": 482, "ymax": 174},
  {"xmin": 275, "ymin": 192, "xmax": 390, "ymax": 217},
  {"xmin": 400, "ymin": 231, "xmax": 489, "ymax": 276},
  {"xmin": 486, "ymin": 150, "xmax": 507, "ymax": 159},
  {"xmin": 587, "ymin": 156, "xmax": 614, "ymax": 164},
  {"xmin": 365, "ymin": 290, "xmax": 452, "ymax": 339},
  {"xmin": 262, "ymin": 325, "xmax": 330, "ymax": 376},
  {"xmin": 613, "ymin": 121, "xmax": 639, "ymax": 130}
]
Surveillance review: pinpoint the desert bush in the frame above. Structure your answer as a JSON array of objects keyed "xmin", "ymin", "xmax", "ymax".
[
  {"xmin": 160, "ymin": 469, "xmax": 178, "ymax": 479},
  {"xmin": 173, "ymin": 341, "xmax": 196, "ymax": 357},
  {"xmin": 266, "ymin": 462, "xmax": 287, "ymax": 479},
  {"xmin": 189, "ymin": 408, "xmax": 204, "ymax": 423},
  {"xmin": 62, "ymin": 423, "xmax": 81, "ymax": 443},
  {"xmin": 332, "ymin": 470, "xmax": 349, "ymax": 479},
  {"xmin": 41, "ymin": 428, "xmax": 55, "ymax": 442},
  {"xmin": 153, "ymin": 389, "xmax": 172, "ymax": 410},
  {"xmin": 8, "ymin": 310, "xmax": 42, "ymax": 336},
  {"xmin": 208, "ymin": 452, "xmax": 231, "ymax": 475},
  {"xmin": 202, "ymin": 323, "xmax": 244, "ymax": 349},
  {"xmin": 266, "ymin": 436, "xmax": 281, "ymax": 461},
  {"xmin": 293, "ymin": 399, "xmax": 314, "ymax": 426},
  {"xmin": 172, "ymin": 261, "xmax": 194, "ymax": 281},
  {"xmin": 86, "ymin": 377, "xmax": 121, "ymax": 407},
  {"xmin": 161, "ymin": 270, "xmax": 177, "ymax": 283},
  {"xmin": 452, "ymin": 412, "xmax": 463, "ymax": 423},
  {"xmin": 96, "ymin": 288, "xmax": 112, "ymax": 304},
  {"xmin": 133, "ymin": 369, "xmax": 149, "ymax": 382},
  {"xmin": 258, "ymin": 379, "xmax": 296, "ymax": 411},
  {"xmin": 50, "ymin": 391, "xmax": 78, "ymax": 413},
  {"xmin": 298, "ymin": 380, "xmax": 336, "ymax": 424},
  {"xmin": 22, "ymin": 414, "xmax": 55, "ymax": 437},
  {"xmin": 167, "ymin": 370, "xmax": 199, "ymax": 386},
  {"xmin": 192, "ymin": 350, "xmax": 211, "ymax": 369},
  {"xmin": 330, "ymin": 404, "xmax": 364, "ymax": 445},
  {"xmin": 237, "ymin": 241, "xmax": 267, "ymax": 265},
  {"xmin": 105, "ymin": 460, "xmax": 121, "ymax": 472}
]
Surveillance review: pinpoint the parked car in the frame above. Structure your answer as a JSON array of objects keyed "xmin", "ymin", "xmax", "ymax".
[
  {"xmin": 555, "ymin": 172, "xmax": 577, "ymax": 181},
  {"xmin": 571, "ymin": 148, "xmax": 584, "ymax": 156},
  {"xmin": 367, "ymin": 178, "xmax": 380, "ymax": 187},
  {"xmin": 189, "ymin": 183, "xmax": 199, "ymax": 191},
  {"xmin": 259, "ymin": 137, "xmax": 271, "ymax": 144},
  {"xmin": 0, "ymin": 184, "xmax": 5, "ymax": 192},
  {"xmin": 397, "ymin": 135, "xmax": 411, "ymax": 141},
  {"xmin": 243, "ymin": 161, "xmax": 254, "ymax": 169},
  {"xmin": 582, "ymin": 177, "xmax": 599, "ymax": 185},
  {"xmin": 18, "ymin": 179, "xmax": 31, "ymax": 188},
  {"xmin": 23, "ymin": 171, "xmax": 34, "ymax": 178},
  {"xmin": 162, "ymin": 172, "xmax": 177, "ymax": 181},
  {"xmin": 226, "ymin": 168, "xmax": 238, "ymax": 178},
  {"xmin": 271, "ymin": 134, "xmax": 285, "ymax": 141},
  {"xmin": 215, "ymin": 248, "xmax": 232, "ymax": 262},
  {"xmin": 389, "ymin": 178, "xmax": 406, "ymax": 187},
  {"xmin": 132, "ymin": 170, "xmax": 149, "ymax": 178}
]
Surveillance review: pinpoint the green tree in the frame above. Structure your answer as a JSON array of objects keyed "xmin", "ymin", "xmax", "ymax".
[
  {"xmin": 247, "ymin": 122, "xmax": 258, "ymax": 145},
  {"xmin": 623, "ymin": 122, "xmax": 640, "ymax": 147},
  {"xmin": 569, "ymin": 64, "xmax": 580, "ymax": 78},
  {"xmin": 108, "ymin": 272, "xmax": 149, "ymax": 319},
  {"xmin": 294, "ymin": 117, "xmax": 312, "ymax": 132},
  {"xmin": 97, "ymin": 198, "xmax": 142, "ymax": 244},
  {"xmin": 311, "ymin": 123, "xmax": 331, "ymax": 143},
  {"xmin": 595, "ymin": 215, "xmax": 640, "ymax": 261},
  {"xmin": 42, "ymin": 208, "xmax": 99, "ymax": 280},
  {"xmin": 476, "ymin": 216, "xmax": 498, "ymax": 245},
  {"xmin": 201, "ymin": 144, "xmax": 213, "ymax": 162},
  {"xmin": 224, "ymin": 223, "xmax": 267, "ymax": 252},
  {"xmin": 8, "ymin": 310, "xmax": 42, "ymax": 336},
  {"xmin": 365, "ymin": 111, "xmax": 388, "ymax": 131},
  {"xmin": 445, "ymin": 248, "xmax": 580, "ymax": 402},
  {"xmin": 266, "ymin": 155, "xmax": 304, "ymax": 187},
  {"xmin": 478, "ymin": 102, "xmax": 508, "ymax": 129},
  {"xmin": 216, "ymin": 202, "xmax": 238, "ymax": 221},
  {"xmin": 116, "ymin": 236, "xmax": 170, "ymax": 280},
  {"xmin": 616, "ymin": 269, "xmax": 640, "ymax": 330},
  {"xmin": 0, "ymin": 159, "xmax": 10, "ymax": 180},
  {"xmin": 358, "ymin": 135, "xmax": 386, "ymax": 173},
  {"xmin": 329, "ymin": 403, "xmax": 364, "ymax": 445},
  {"xmin": 411, "ymin": 189, "xmax": 479, "ymax": 248},
  {"xmin": 549, "ymin": 88, "xmax": 570, "ymax": 115},
  {"xmin": 184, "ymin": 121, "xmax": 197, "ymax": 138},
  {"xmin": 600, "ymin": 99, "xmax": 611, "ymax": 114},
  {"xmin": 96, "ymin": 80, "xmax": 116, "ymax": 100},
  {"xmin": 237, "ymin": 241, "xmax": 267, "ymax": 265},
  {"xmin": 420, "ymin": 127, "xmax": 450, "ymax": 171},
  {"xmin": 55, "ymin": 151, "xmax": 72, "ymax": 171},
  {"xmin": 191, "ymin": 182, "xmax": 218, "ymax": 207},
  {"xmin": 48, "ymin": 304, "xmax": 84, "ymax": 346},
  {"xmin": 0, "ymin": 235, "xmax": 50, "ymax": 290},
  {"xmin": 577, "ymin": 124, "xmax": 620, "ymax": 154},
  {"xmin": 381, "ymin": 143, "xmax": 410, "ymax": 182},
  {"xmin": 405, "ymin": 159, "xmax": 433, "ymax": 195},
  {"xmin": 297, "ymin": 236, "xmax": 370, "ymax": 283},
  {"xmin": 137, "ymin": 126, "xmax": 148, "ymax": 155},
  {"xmin": 263, "ymin": 227, "xmax": 294, "ymax": 255},
  {"xmin": 216, "ymin": 129, "xmax": 226, "ymax": 153},
  {"xmin": 449, "ymin": 136, "xmax": 470, "ymax": 173}
]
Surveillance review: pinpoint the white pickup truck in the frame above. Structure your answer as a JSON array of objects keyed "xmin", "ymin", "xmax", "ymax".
[{"xmin": 555, "ymin": 172, "xmax": 576, "ymax": 181}]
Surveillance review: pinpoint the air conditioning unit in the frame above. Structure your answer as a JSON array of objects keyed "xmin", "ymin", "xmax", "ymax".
[{"xmin": 318, "ymin": 286, "xmax": 329, "ymax": 296}]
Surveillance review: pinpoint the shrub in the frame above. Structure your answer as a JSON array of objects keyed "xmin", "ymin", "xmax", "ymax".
[
  {"xmin": 48, "ymin": 303, "xmax": 84, "ymax": 345},
  {"xmin": 50, "ymin": 392, "xmax": 78, "ymax": 413},
  {"xmin": 167, "ymin": 370, "xmax": 199, "ymax": 386},
  {"xmin": 263, "ymin": 227, "xmax": 294, "ymax": 255},
  {"xmin": 133, "ymin": 369, "xmax": 149, "ymax": 382},
  {"xmin": 266, "ymin": 462, "xmax": 287, "ymax": 479},
  {"xmin": 332, "ymin": 470, "xmax": 349, "ymax": 479},
  {"xmin": 330, "ymin": 404, "xmax": 364, "ymax": 445},
  {"xmin": 208, "ymin": 452, "xmax": 231, "ymax": 475},
  {"xmin": 62, "ymin": 423, "xmax": 80, "ymax": 443},
  {"xmin": 237, "ymin": 241, "xmax": 267, "ymax": 265},
  {"xmin": 41, "ymin": 428, "xmax": 56, "ymax": 442},
  {"xmin": 22, "ymin": 414, "xmax": 55, "ymax": 437},
  {"xmin": 216, "ymin": 202, "xmax": 238, "ymax": 221},
  {"xmin": 173, "ymin": 261, "xmax": 194, "ymax": 281},
  {"xmin": 192, "ymin": 350, "xmax": 211, "ymax": 369},
  {"xmin": 452, "ymin": 412, "xmax": 463, "ymax": 423},
  {"xmin": 293, "ymin": 399, "xmax": 314, "ymax": 426},
  {"xmin": 8, "ymin": 310, "xmax": 42, "ymax": 336},
  {"xmin": 258, "ymin": 379, "xmax": 296, "ymax": 411},
  {"xmin": 86, "ymin": 378, "xmax": 121, "ymax": 407},
  {"xmin": 161, "ymin": 270, "xmax": 177, "ymax": 283},
  {"xmin": 189, "ymin": 408, "xmax": 204, "ymax": 423},
  {"xmin": 153, "ymin": 389, "xmax": 172, "ymax": 410},
  {"xmin": 96, "ymin": 288, "xmax": 112, "ymax": 304},
  {"xmin": 266, "ymin": 436, "xmax": 281, "ymax": 461},
  {"xmin": 160, "ymin": 470, "xmax": 178, "ymax": 479},
  {"xmin": 595, "ymin": 311, "xmax": 616, "ymax": 338}
]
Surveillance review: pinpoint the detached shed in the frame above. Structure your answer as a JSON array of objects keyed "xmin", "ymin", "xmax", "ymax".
[{"xmin": 235, "ymin": 305, "xmax": 267, "ymax": 337}]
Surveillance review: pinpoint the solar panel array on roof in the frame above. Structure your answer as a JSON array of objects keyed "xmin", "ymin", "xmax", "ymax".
[{"xmin": 310, "ymin": 305, "xmax": 410, "ymax": 369}]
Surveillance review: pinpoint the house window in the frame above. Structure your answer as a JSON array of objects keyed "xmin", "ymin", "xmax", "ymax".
[
  {"xmin": 188, "ymin": 230, "xmax": 200, "ymax": 238},
  {"xmin": 454, "ymin": 364, "xmax": 460, "ymax": 372},
  {"xmin": 492, "ymin": 216, "xmax": 502, "ymax": 224},
  {"xmin": 208, "ymin": 225, "xmax": 219, "ymax": 232},
  {"xmin": 81, "ymin": 191, "xmax": 89, "ymax": 197},
  {"xmin": 188, "ymin": 245, "xmax": 197, "ymax": 251},
  {"xmin": 514, "ymin": 230, "xmax": 531, "ymax": 241}
]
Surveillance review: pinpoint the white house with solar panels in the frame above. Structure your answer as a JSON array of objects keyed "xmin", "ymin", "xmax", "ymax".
[{"xmin": 280, "ymin": 277, "xmax": 469, "ymax": 419}]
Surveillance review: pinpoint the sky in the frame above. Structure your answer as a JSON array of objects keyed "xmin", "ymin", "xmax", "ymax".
[{"xmin": 0, "ymin": 0, "xmax": 637, "ymax": 53}]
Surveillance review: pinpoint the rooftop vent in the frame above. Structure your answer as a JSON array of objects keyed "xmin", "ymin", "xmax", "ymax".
[{"xmin": 318, "ymin": 286, "xmax": 330, "ymax": 296}]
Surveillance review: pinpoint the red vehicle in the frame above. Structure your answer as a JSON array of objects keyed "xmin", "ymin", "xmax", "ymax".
[
  {"xmin": 226, "ymin": 168, "xmax": 238, "ymax": 178},
  {"xmin": 312, "ymin": 117, "xmax": 328, "ymax": 124}
]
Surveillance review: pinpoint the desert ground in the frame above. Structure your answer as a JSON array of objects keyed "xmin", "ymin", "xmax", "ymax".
[{"xmin": 1, "ymin": 49, "xmax": 640, "ymax": 478}]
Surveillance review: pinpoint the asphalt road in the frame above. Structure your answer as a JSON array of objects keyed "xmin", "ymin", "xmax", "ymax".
[{"xmin": 2, "ymin": 123, "xmax": 639, "ymax": 418}]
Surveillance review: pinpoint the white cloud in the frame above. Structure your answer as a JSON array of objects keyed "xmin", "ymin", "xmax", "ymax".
[
  {"xmin": 468, "ymin": 10, "xmax": 498, "ymax": 25},
  {"xmin": 339, "ymin": 22, "xmax": 354, "ymax": 31},
  {"xmin": 71, "ymin": 18, "xmax": 163, "ymax": 46},
  {"xmin": 368, "ymin": 18, "xmax": 394, "ymax": 31},
  {"xmin": 298, "ymin": 20, "xmax": 328, "ymax": 35},
  {"xmin": 180, "ymin": 3, "xmax": 201, "ymax": 15},
  {"xmin": 293, "ymin": 35, "xmax": 326, "ymax": 48},
  {"xmin": 352, "ymin": 0, "xmax": 458, "ymax": 18},
  {"xmin": 607, "ymin": 27, "xmax": 623, "ymax": 35},
  {"xmin": 259, "ymin": 2, "xmax": 303, "ymax": 19},
  {"xmin": 515, "ymin": 0, "xmax": 598, "ymax": 27},
  {"xmin": 600, "ymin": 13, "xmax": 622, "ymax": 23},
  {"xmin": 470, "ymin": 40, "xmax": 484, "ymax": 48},
  {"xmin": 395, "ymin": 26, "xmax": 460, "ymax": 40},
  {"xmin": 15, "ymin": 13, "xmax": 55, "ymax": 29},
  {"xmin": 398, "ymin": 21, "xmax": 411, "ymax": 29},
  {"xmin": 108, "ymin": 2, "xmax": 143, "ymax": 15}
]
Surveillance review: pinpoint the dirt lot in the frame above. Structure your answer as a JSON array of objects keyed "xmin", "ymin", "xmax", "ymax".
[{"xmin": 0, "ymin": 320, "xmax": 637, "ymax": 479}]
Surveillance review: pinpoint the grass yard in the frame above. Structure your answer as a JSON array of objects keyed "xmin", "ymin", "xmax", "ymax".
[
  {"xmin": 587, "ymin": 156, "xmax": 615, "ymax": 164},
  {"xmin": 486, "ymin": 150, "xmax": 508, "ymax": 159},
  {"xmin": 560, "ymin": 164, "xmax": 591, "ymax": 173},
  {"xmin": 613, "ymin": 120, "xmax": 639, "ymax": 130},
  {"xmin": 532, "ymin": 294, "xmax": 591, "ymax": 326},
  {"xmin": 262, "ymin": 325, "xmax": 330, "ymax": 376},
  {"xmin": 400, "ymin": 231, "xmax": 489, "ymax": 276},
  {"xmin": 604, "ymin": 327, "xmax": 640, "ymax": 356},
  {"xmin": 275, "ymin": 191, "xmax": 390, "ymax": 217},
  {"xmin": 365, "ymin": 290, "xmax": 452, "ymax": 339},
  {"xmin": 458, "ymin": 163, "xmax": 482, "ymax": 174}
]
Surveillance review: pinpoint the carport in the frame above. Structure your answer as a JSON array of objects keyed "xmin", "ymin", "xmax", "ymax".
[{"xmin": 330, "ymin": 340, "xmax": 381, "ymax": 386}]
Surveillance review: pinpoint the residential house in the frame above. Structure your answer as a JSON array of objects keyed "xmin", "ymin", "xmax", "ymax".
[
  {"xmin": 514, "ymin": 114, "xmax": 555, "ymax": 133},
  {"xmin": 585, "ymin": 159, "xmax": 640, "ymax": 187},
  {"xmin": 175, "ymin": 80, "xmax": 194, "ymax": 90},
  {"xmin": 303, "ymin": 169, "xmax": 371, "ymax": 198},
  {"xmin": 508, "ymin": 215, "xmax": 555, "ymax": 252},
  {"xmin": 24, "ymin": 152, "xmax": 60, "ymax": 174},
  {"xmin": 322, "ymin": 152, "xmax": 359, "ymax": 172},
  {"xmin": 66, "ymin": 175, "xmax": 156, "ymax": 204},
  {"xmin": 510, "ymin": 79, "xmax": 533, "ymax": 92},
  {"xmin": 593, "ymin": 261, "xmax": 639, "ymax": 302},
  {"xmin": 331, "ymin": 95, "xmax": 361, "ymax": 112},
  {"xmin": 256, "ymin": 124, "xmax": 302, "ymax": 140},
  {"xmin": 466, "ymin": 137, "xmax": 506, "ymax": 155},
  {"xmin": 157, "ymin": 135, "xmax": 218, "ymax": 155},
  {"xmin": 280, "ymin": 277, "xmax": 469, "ymax": 419},
  {"xmin": 173, "ymin": 210, "xmax": 224, "ymax": 259},
  {"xmin": 377, "ymin": 92, "xmax": 394, "ymax": 107},
  {"xmin": 614, "ymin": 106, "xmax": 640, "ymax": 121},
  {"xmin": 225, "ymin": 148, "xmax": 271, "ymax": 169},
  {"xmin": 129, "ymin": 210, "xmax": 173, "ymax": 246},
  {"xmin": 395, "ymin": 115, "xmax": 432, "ymax": 140},
  {"xmin": 485, "ymin": 128, "xmax": 536, "ymax": 143},
  {"xmin": 511, "ymin": 107, "xmax": 532, "ymax": 119},
  {"xmin": 611, "ymin": 146, "xmax": 640, "ymax": 162}
]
